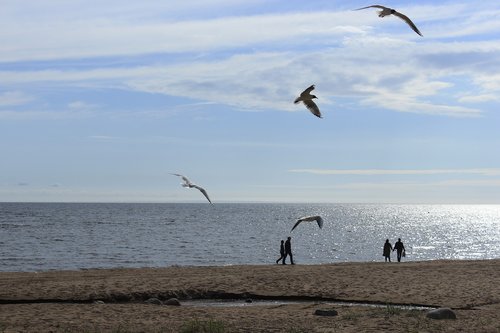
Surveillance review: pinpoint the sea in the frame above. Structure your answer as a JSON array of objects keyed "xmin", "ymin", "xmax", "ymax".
[{"xmin": 1, "ymin": 203, "xmax": 499, "ymax": 272}]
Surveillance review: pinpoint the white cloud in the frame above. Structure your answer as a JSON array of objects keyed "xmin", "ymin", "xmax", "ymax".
[
  {"xmin": 289, "ymin": 168, "xmax": 500, "ymax": 176},
  {"xmin": 458, "ymin": 94, "xmax": 498, "ymax": 103},
  {"xmin": 1, "ymin": 2, "xmax": 499, "ymax": 118},
  {"xmin": 89, "ymin": 135, "xmax": 118, "ymax": 140},
  {"xmin": 0, "ymin": 43, "xmax": 491, "ymax": 118},
  {"xmin": 355, "ymin": 81, "xmax": 482, "ymax": 117},
  {"xmin": 2, "ymin": 2, "xmax": 498, "ymax": 63},
  {"xmin": 413, "ymin": 5, "xmax": 500, "ymax": 39},
  {"xmin": 0, "ymin": 10, "xmax": 365, "ymax": 63},
  {"xmin": 0, "ymin": 91, "xmax": 33, "ymax": 107},
  {"xmin": 68, "ymin": 101, "xmax": 99, "ymax": 110},
  {"xmin": 474, "ymin": 74, "xmax": 500, "ymax": 92},
  {"xmin": 435, "ymin": 179, "xmax": 500, "ymax": 187}
]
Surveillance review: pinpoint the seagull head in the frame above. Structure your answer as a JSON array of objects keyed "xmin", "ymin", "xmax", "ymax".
[{"xmin": 312, "ymin": 95, "xmax": 318, "ymax": 99}]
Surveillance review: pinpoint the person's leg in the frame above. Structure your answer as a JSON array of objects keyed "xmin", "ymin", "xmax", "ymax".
[
  {"xmin": 290, "ymin": 252, "xmax": 294, "ymax": 265},
  {"xmin": 282, "ymin": 253, "xmax": 287, "ymax": 265}
]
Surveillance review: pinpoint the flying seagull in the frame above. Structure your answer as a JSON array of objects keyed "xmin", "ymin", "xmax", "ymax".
[
  {"xmin": 294, "ymin": 85, "xmax": 322, "ymax": 118},
  {"xmin": 355, "ymin": 5, "xmax": 423, "ymax": 36},
  {"xmin": 171, "ymin": 173, "xmax": 213, "ymax": 204},
  {"xmin": 291, "ymin": 215, "xmax": 324, "ymax": 232}
]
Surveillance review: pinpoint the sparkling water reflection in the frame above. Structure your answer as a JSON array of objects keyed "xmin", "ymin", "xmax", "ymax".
[{"xmin": 0, "ymin": 203, "xmax": 499, "ymax": 271}]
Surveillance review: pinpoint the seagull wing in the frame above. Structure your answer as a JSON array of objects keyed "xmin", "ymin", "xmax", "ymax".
[
  {"xmin": 295, "ymin": 85, "xmax": 316, "ymax": 104},
  {"xmin": 192, "ymin": 184, "xmax": 213, "ymax": 204},
  {"xmin": 171, "ymin": 173, "xmax": 192, "ymax": 186},
  {"xmin": 303, "ymin": 100, "xmax": 322, "ymax": 118},
  {"xmin": 301, "ymin": 84, "xmax": 315, "ymax": 97},
  {"xmin": 354, "ymin": 5, "xmax": 387, "ymax": 11},
  {"xmin": 315, "ymin": 216, "xmax": 324, "ymax": 229},
  {"xmin": 294, "ymin": 215, "xmax": 324, "ymax": 230},
  {"xmin": 290, "ymin": 219, "xmax": 303, "ymax": 232},
  {"xmin": 392, "ymin": 11, "xmax": 423, "ymax": 36}
]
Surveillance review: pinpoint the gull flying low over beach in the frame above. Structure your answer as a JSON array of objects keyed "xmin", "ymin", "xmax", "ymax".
[
  {"xmin": 294, "ymin": 85, "xmax": 322, "ymax": 118},
  {"xmin": 171, "ymin": 173, "xmax": 213, "ymax": 204},
  {"xmin": 291, "ymin": 215, "xmax": 324, "ymax": 232},
  {"xmin": 355, "ymin": 5, "xmax": 423, "ymax": 36}
]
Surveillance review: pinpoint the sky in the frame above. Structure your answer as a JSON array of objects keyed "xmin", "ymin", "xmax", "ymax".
[{"xmin": 1, "ymin": 0, "xmax": 500, "ymax": 203}]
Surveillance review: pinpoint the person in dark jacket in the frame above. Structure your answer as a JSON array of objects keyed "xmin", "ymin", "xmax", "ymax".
[
  {"xmin": 283, "ymin": 237, "xmax": 294, "ymax": 265},
  {"xmin": 276, "ymin": 240, "xmax": 285, "ymax": 264},
  {"xmin": 393, "ymin": 238, "xmax": 406, "ymax": 262},
  {"xmin": 383, "ymin": 239, "xmax": 393, "ymax": 262}
]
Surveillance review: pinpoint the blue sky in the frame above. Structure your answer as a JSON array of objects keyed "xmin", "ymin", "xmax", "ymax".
[{"xmin": 1, "ymin": 0, "xmax": 500, "ymax": 203}]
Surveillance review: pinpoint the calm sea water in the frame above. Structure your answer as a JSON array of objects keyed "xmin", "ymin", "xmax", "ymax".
[{"xmin": 1, "ymin": 203, "xmax": 499, "ymax": 272}]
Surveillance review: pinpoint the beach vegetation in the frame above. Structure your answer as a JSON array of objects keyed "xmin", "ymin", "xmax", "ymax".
[
  {"xmin": 404, "ymin": 309, "xmax": 424, "ymax": 318},
  {"xmin": 385, "ymin": 304, "xmax": 402, "ymax": 316},
  {"xmin": 341, "ymin": 309, "xmax": 361, "ymax": 323},
  {"xmin": 179, "ymin": 319, "xmax": 226, "ymax": 333}
]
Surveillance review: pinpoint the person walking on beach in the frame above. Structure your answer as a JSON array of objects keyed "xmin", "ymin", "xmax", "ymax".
[
  {"xmin": 393, "ymin": 238, "xmax": 406, "ymax": 262},
  {"xmin": 276, "ymin": 240, "xmax": 285, "ymax": 264},
  {"xmin": 383, "ymin": 239, "xmax": 393, "ymax": 262},
  {"xmin": 283, "ymin": 236, "xmax": 294, "ymax": 265}
]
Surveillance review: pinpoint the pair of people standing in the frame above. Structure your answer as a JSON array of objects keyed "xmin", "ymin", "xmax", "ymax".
[
  {"xmin": 276, "ymin": 237, "xmax": 294, "ymax": 265},
  {"xmin": 383, "ymin": 238, "xmax": 406, "ymax": 262}
]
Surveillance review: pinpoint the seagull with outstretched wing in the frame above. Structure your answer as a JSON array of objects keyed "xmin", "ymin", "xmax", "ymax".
[
  {"xmin": 294, "ymin": 85, "xmax": 322, "ymax": 118},
  {"xmin": 355, "ymin": 5, "xmax": 423, "ymax": 36},
  {"xmin": 291, "ymin": 215, "xmax": 324, "ymax": 232},
  {"xmin": 171, "ymin": 173, "xmax": 213, "ymax": 204}
]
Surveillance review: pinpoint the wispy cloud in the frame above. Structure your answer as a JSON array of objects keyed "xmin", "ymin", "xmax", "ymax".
[
  {"xmin": 0, "ymin": 91, "xmax": 33, "ymax": 107},
  {"xmin": 1, "ymin": 2, "xmax": 499, "ymax": 118},
  {"xmin": 68, "ymin": 101, "xmax": 100, "ymax": 110},
  {"xmin": 289, "ymin": 168, "xmax": 500, "ymax": 176},
  {"xmin": 458, "ymin": 94, "xmax": 498, "ymax": 103},
  {"xmin": 89, "ymin": 135, "xmax": 119, "ymax": 140},
  {"xmin": 1, "ymin": 2, "xmax": 498, "ymax": 62},
  {"xmin": 0, "ymin": 10, "xmax": 364, "ymax": 62},
  {"xmin": 2, "ymin": 38, "xmax": 498, "ymax": 118}
]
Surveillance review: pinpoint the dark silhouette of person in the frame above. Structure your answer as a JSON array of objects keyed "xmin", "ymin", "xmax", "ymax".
[
  {"xmin": 276, "ymin": 240, "xmax": 285, "ymax": 264},
  {"xmin": 383, "ymin": 239, "xmax": 393, "ymax": 262},
  {"xmin": 283, "ymin": 236, "xmax": 294, "ymax": 265},
  {"xmin": 393, "ymin": 238, "xmax": 406, "ymax": 262}
]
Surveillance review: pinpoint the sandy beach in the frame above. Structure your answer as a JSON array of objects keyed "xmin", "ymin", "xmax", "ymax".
[{"xmin": 1, "ymin": 259, "xmax": 499, "ymax": 332}]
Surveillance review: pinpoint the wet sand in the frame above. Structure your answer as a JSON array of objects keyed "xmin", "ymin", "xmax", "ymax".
[{"xmin": 1, "ymin": 259, "xmax": 499, "ymax": 332}]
